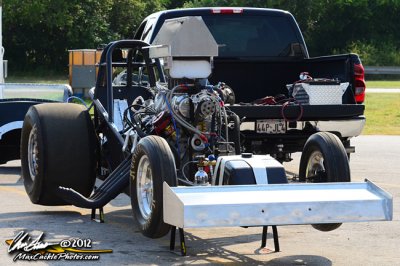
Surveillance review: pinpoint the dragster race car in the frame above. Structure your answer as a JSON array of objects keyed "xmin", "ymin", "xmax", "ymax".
[{"xmin": 20, "ymin": 16, "xmax": 392, "ymax": 255}]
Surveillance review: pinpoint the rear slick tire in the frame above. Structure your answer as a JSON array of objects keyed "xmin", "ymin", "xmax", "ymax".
[
  {"xmin": 299, "ymin": 132, "xmax": 351, "ymax": 232},
  {"xmin": 20, "ymin": 103, "xmax": 96, "ymax": 205}
]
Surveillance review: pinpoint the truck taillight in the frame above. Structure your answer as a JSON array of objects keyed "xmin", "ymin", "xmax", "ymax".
[
  {"xmin": 354, "ymin": 63, "xmax": 366, "ymax": 104},
  {"xmin": 211, "ymin": 8, "xmax": 243, "ymax": 14}
]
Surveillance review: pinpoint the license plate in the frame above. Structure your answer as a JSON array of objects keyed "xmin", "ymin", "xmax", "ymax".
[{"xmin": 256, "ymin": 119, "xmax": 286, "ymax": 134}]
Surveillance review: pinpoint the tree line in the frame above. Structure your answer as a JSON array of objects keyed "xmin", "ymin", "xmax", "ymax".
[{"xmin": 2, "ymin": 0, "xmax": 400, "ymax": 73}]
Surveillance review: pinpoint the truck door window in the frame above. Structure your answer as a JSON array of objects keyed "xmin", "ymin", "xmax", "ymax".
[
  {"xmin": 134, "ymin": 21, "xmax": 146, "ymax": 39},
  {"xmin": 141, "ymin": 17, "xmax": 156, "ymax": 43}
]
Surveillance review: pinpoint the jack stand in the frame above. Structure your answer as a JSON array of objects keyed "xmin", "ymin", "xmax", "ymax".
[
  {"xmin": 91, "ymin": 207, "xmax": 104, "ymax": 223},
  {"xmin": 261, "ymin": 225, "xmax": 280, "ymax": 252},
  {"xmin": 170, "ymin": 226, "xmax": 186, "ymax": 256}
]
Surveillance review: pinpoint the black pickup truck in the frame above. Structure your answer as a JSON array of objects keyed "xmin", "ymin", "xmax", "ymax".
[{"xmin": 134, "ymin": 7, "xmax": 366, "ymax": 162}]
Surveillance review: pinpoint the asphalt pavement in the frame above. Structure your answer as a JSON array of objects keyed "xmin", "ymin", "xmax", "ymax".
[{"xmin": 0, "ymin": 135, "xmax": 398, "ymax": 265}]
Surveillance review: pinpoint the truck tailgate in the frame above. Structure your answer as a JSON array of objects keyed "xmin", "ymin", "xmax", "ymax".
[{"xmin": 229, "ymin": 104, "xmax": 364, "ymax": 120}]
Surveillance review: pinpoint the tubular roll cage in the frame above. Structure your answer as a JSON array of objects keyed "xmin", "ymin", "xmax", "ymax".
[
  {"xmin": 57, "ymin": 41, "xmax": 169, "ymax": 220},
  {"xmin": 94, "ymin": 40, "xmax": 165, "ymax": 123}
]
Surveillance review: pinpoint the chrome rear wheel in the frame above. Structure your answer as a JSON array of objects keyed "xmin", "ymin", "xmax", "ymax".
[{"xmin": 27, "ymin": 126, "xmax": 39, "ymax": 181}]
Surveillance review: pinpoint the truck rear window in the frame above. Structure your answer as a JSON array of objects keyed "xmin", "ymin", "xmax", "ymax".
[{"xmin": 202, "ymin": 15, "xmax": 300, "ymax": 57}]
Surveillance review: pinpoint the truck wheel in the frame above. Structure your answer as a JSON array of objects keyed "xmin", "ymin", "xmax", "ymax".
[
  {"xmin": 299, "ymin": 132, "xmax": 350, "ymax": 232},
  {"xmin": 130, "ymin": 136, "xmax": 177, "ymax": 238},
  {"xmin": 20, "ymin": 103, "xmax": 96, "ymax": 205}
]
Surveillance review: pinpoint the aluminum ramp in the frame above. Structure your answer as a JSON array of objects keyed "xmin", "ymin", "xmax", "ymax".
[{"xmin": 163, "ymin": 180, "xmax": 392, "ymax": 228}]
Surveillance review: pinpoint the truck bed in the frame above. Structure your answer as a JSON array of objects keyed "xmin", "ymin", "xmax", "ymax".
[{"xmin": 211, "ymin": 54, "xmax": 358, "ymax": 105}]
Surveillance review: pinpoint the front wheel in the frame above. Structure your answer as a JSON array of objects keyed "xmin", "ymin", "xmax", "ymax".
[
  {"xmin": 299, "ymin": 132, "xmax": 350, "ymax": 232},
  {"xmin": 130, "ymin": 136, "xmax": 177, "ymax": 238}
]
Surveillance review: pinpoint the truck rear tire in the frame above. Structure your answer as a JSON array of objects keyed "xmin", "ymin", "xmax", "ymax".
[
  {"xmin": 299, "ymin": 132, "xmax": 351, "ymax": 232},
  {"xmin": 21, "ymin": 103, "xmax": 96, "ymax": 205},
  {"xmin": 130, "ymin": 136, "xmax": 177, "ymax": 238}
]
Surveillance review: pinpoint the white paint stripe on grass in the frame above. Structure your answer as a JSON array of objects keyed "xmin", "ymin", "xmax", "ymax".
[{"xmin": 367, "ymin": 88, "xmax": 400, "ymax": 93}]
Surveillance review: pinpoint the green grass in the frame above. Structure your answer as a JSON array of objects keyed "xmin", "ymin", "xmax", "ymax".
[
  {"xmin": 363, "ymin": 93, "xmax": 400, "ymax": 135},
  {"xmin": 366, "ymin": 80, "xmax": 400, "ymax": 88},
  {"xmin": 6, "ymin": 75, "xmax": 69, "ymax": 84}
]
